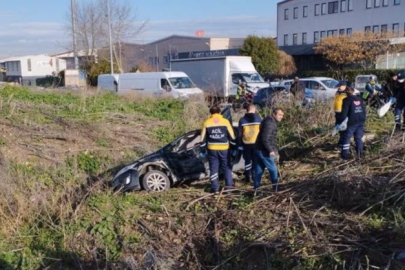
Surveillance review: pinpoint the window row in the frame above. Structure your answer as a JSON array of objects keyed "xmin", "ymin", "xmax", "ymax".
[
  {"xmin": 367, "ymin": 0, "xmax": 400, "ymax": 8},
  {"xmin": 283, "ymin": 28, "xmax": 353, "ymax": 46},
  {"xmin": 365, "ymin": 23, "xmax": 405, "ymax": 36},
  {"xmin": 284, "ymin": 0, "xmax": 354, "ymax": 20}
]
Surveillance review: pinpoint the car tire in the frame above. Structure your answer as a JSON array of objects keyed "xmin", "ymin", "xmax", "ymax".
[{"xmin": 142, "ymin": 170, "xmax": 170, "ymax": 192}]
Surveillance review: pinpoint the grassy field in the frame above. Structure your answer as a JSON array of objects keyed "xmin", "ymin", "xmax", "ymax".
[{"xmin": 0, "ymin": 86, "xmax": 404, "ymax": 270}]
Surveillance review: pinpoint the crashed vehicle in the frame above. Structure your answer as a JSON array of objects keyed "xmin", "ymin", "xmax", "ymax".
[{"xmin": 111, "ymin": 106, "xmax": 244, "ymax": 192}]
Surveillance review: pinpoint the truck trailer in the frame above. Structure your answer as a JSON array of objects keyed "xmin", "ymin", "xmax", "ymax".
[{"xmin": 170, "ymin": 56, "xmax": 269, "ymax": 98}]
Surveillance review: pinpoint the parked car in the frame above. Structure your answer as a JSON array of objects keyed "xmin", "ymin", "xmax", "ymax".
[
  {"xmin": 111, "ymin": 106, "xmax": 244, "ymax": 192},
  {"xmin": 299, "ymin": 77, "xmax": 340, "ymax": 99},
  {"xmin": 253, "ymin": 86, "xmax": 315, "ymax": 108},
  {"xmin": 278, "ymin": 79, "xmax": 293, "ymax": 90}
]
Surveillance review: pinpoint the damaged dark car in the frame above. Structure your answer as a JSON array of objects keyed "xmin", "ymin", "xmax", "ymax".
[{"xmin": 111, "ymin": 106, "xmax": 244, "ymax": 192}]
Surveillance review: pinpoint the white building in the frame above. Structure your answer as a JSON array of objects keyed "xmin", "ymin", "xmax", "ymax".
[
  {"xmin": 0, "ymin": 55, "xmax": 67, "ymax": 85},
  {"xmin": 277, "ymin": 0, "xmax": 405, "ymax": 70}
]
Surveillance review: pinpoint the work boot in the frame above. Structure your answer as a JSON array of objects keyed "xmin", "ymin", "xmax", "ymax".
[
  {"xmin": 395, "ymin": 124, "xmax": 402, "ymax": 132},
  {"xmin": 244, "ymin": 175, "xmax": 251, "ymax": 183}
]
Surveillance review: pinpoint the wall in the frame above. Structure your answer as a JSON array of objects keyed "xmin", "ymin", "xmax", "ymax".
[{"xmin": 277, "ymin": 0, "xmax": 405, "ymax": 47}]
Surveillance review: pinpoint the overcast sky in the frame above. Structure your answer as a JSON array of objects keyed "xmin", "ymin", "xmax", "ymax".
[{"xmin": 0, "ymin": 0, "xmax": 278, "ymax": 59}]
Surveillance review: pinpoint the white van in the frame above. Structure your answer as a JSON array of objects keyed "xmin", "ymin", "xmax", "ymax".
[
  {"xmin": 97, "ymin": 72, "xmax": 203, "ymax": 99},
  {"xmin": 97, "ymin": 74, "xmax": 120, "ymax": 92}
]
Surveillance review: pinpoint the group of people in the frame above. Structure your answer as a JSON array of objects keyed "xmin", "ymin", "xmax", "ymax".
[
  {"xmin": 200, "ymin": 104, "xmax": 284, "ymax": 194},
  {"xmin": 199, "ymin": 70, "xmax": 405, "ymax": 194}
]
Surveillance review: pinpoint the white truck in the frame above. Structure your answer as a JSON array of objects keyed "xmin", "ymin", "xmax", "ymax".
[
  {"xmin": 97, "ymin": 72, "xmax": 203, "ymax": 99},
  {"xmin": 170, "ymin": 56, "xmax": 269, "ymax": 98}
]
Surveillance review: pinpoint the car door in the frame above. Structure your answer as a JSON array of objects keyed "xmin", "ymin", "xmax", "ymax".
[
  {"xmin": 304, "ymin": 80, "xmax": 327, "ymax": 100},
  {"xmin": 165, "ymin": 130, "xmax": 207, "ymax": 177}
]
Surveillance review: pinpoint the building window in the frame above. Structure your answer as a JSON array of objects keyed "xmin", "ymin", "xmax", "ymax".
[
  {"xmin": 366, "ymin": 0, "xmax": 372, "ymax": 8},
  {"xmin": 16, "ymin": 62, "xmax": 19, "ymax": 72},
  {"xmin": 339, "ymin": 29, "xmax": 345, "ymax": 35},
  {"xmin": 293, "ymin": 7, "xmax": 298, "ymax": 18},
  {"xmin": 302, "ymin": 33, "xmax": 307, "ymax": 44},
  {"xmin": 328, "ymin": 1, "xmax": 339, "ymax": 13},
  {"xmin": 315, "ymin": 4, "xmax": 320, "ymax": 15},
  {"xmin": 373, "ymin": 25, "xmax": 380, "ymax": 33},
  {"xmin": 314, "ymin": 31, "xmax": 320, "ymax": 43},
  {"xmin": 382, "ymin": 0, "xmax": 388, "ymax": 6},
  {"xmin": 284, "ymin": 34, "xmax": 288, "ymax": 46},
  {"xmin": 374, "ymin": 0, "xmax": 380, "ymax": 7},
  {"xmin": 381, "ymin": 24, "xmax": 388, "ymax": 34},
  {"xmin": 327, "ymin": 30, "xmax": 333, "ymax": 36},
  {"xmin": 341, "ymin": 0, "xmax": 346, "ymax": 11},
  {"xmin": 393, "ymin": 23, "xmax": 399, "ymax": 36},
  {"xmin": 293, "ymin": 33, "xmax": 298, "ymax": 45},
  {"xmin": 284, "ymin": 9, "xmax": 289, "ymax": 20},
  {"xmin": 365, "ymin": 26, "xmax": 371, "ymax": 33},
  {"xmin": 27, "ymin": 59, "xmax": 31, "ymax": 72},
  {"xmin": 321, "ymin": 3, "xmax": 327, "ymax": 14},
  {"xmin": 348, "ymin": 0, "xmax": 353, "ymax": 10},
  {"xmin": 321, "ymin": 31, "xmax": 326, "ymax": 39},
  {"xmin": 303, "ymin": 6, "xmax": 308, "ymax": 17},
  {"xmin": 347, "ymin": 28, "xmax": 352, "ymax": 35},
  {"xmin": 163, "ymin": 56, "xmax": 168, "ymax": 64},
  {"xmin": 332, "ymin": 29, "xmax": 338, "ymax": 36},
  {"xmin": 394, "ymin": 0, "xmax": 400, "ymax": 5}
]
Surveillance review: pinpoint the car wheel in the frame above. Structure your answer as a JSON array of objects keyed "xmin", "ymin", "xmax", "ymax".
[{"xmin": 142, "ymin": 170, "xmax": 170, "ymax": 192}]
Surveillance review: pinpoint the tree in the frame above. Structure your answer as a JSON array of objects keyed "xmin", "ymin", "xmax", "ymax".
[
  {"xmin": 88, "ymin": 59, "xmax": 118, "ymax": 85},
  {"xmin": 66, "ymin": 0, "xmax": 147, "ymax": 73},
  {"xmin": 239, "ymin": 36, "xmax": 279, "ymax": 75},
  {"xmin": 315, "ymin": 31, "xmax": 405, "ymax": 70},
  {"xmin": 276, "ymin": 50, "xmax": 296, "ymax": 76},
  {"xmin": 130, "ymin": 61, "xmax": 156, "ymax": 72}
]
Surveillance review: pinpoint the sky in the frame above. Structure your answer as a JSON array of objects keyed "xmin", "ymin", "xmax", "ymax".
[{"xmin": 0, "ymin": 0, "xmax": 279, "ymax": 59}]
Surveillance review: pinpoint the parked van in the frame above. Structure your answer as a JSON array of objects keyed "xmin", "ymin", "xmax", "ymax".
[
  {"xmin": 97, "ymin": 74, "xmax": 119, "ymax": 92},
  {"xmin": 97, "ymin": 72, "xmax": 203, "ymax": 99}
]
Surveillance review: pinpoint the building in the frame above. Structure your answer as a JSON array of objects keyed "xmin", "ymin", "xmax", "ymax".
[
  {"xmin": 0, "ymin": 55, "xmax": 67, "ymax": 86},
  {"xmin": 98, "ymin": 35, "xmax": 245, "ymax": 72},
  {"xmin": 52, "ymin": 50, "xmax": 98, "ymax": 70},
  {"xmin": 277, "ymin": 0, "xmax": 405, "ymax": 71}
]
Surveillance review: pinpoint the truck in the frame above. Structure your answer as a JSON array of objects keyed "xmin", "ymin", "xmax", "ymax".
[
  {"xmin": 170, "ymin": 56, "xmax": 269, "ymax": 98},
  {"xmin": 97, "ymin": 72, "xmax": 204, "ymax": 99}
]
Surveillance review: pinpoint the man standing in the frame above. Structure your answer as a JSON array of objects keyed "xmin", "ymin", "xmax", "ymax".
[
  {"xmin": 338, "ymin": 87, "xmax": 366, "ymax": 160},
  {"xmin": 290, "ymin": 77, "xmax": 305, "ymax": 100},
  {"xmin": 254, "ymin": 108, "xmax": 284, "ymax": 192},
  {"xmin": 333, "ymin": 81, "xmax": 349, "ymax": 151},
  {"xmin": 238, "ymin": 104, "xmax": 262, "ymax": 183},
  {"xmin": 236, "ymin": 81, "xmax": 247, "ymax": 101},
  {"xmin": 394, "ymin": 70, "xmax": 405, "ymax": 131},
  {"xmin": 200, "ymin": 106, "xmax": 236, "ymax": 194}
]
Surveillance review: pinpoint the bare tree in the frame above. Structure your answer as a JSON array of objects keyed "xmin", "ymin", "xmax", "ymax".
[{"xmin": 65, "ymin": 0, "xmax": 147, "ymax": 73}]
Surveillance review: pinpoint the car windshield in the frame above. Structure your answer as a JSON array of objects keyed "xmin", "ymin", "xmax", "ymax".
[
  {"xmin": 169, "ymin": 77, "xmax": 194, "ymax": 89},
  {"xmin": 321, "ymin": 79, "xmax": 339, "ymax": 88},
  {"xmin": 168, "ymin": 131, "xmax": 201, "ymax": 153},
  {"xmin": 238, "ymin": 73, "xmax": 264, "ymax": 83}
]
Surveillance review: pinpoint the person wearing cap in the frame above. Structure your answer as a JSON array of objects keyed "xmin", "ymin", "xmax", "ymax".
[
  {"xmin": 333, "ymin": 81, "xmax": 349, "ymax": 151},
  {"xmin": 236, "ymin": 80, "xmax": 247, "ymax": 101},
  {"xmin": 394, "ymin": 70, "xmax": 405, "ymax": 131},
  {"xmin": 338, "ymin": 86, "xmax": 366, "ymax": 160}
]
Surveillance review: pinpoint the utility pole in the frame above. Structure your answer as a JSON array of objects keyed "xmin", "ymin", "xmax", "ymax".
[
  {"xmin": 155, "ymin": 44, "xmax": 159, "ymax": 72},
  {"xmin": 107, "ymin": 0, "xmax": 114, "ymax": 74},
  {"xmin": 71, "ymin": 0, "xmax": 79, "ymax": 69}
]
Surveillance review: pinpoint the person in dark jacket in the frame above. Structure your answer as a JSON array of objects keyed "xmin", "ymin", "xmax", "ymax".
[
  {"xmin": 254, "ymin": 108, "xmax": 284, "ymax": 191},
  {"xmin": 338, "ymin": 87, "xmax": 366, "ymax": 160},
  {"xmin": 238, "ymin": 104, "xmax": 262, "ymax": 183},
  {"xmin": 394, "ymin": 70, "xmax": 405, "ymax": 131},
  {"xmin": 200, "ymin": 106, "xmax": 236, "ymax": 194},
  {"xmin": 290, "ymin": 77, "xmax": 305, "ymax": 100}
]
